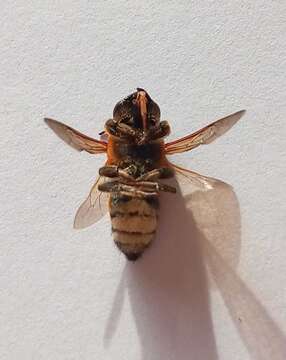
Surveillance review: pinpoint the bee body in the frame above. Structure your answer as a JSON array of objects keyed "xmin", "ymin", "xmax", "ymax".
[
  {"xmin": 106, "ymin": 134, "xmax": 166, "ymax": 260},
  {"xmin": 45, "ymin": 87, "xmax": 245, "ymax": 261}
]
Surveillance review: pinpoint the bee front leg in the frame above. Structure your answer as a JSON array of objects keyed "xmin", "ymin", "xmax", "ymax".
[
  {"xmin": 104, "ymin": 119, "xmax": 118, "ymax": 137},
  {"xmin": 117, "ymin": 122, "xmax": 142, "ymax": 139},
  {"xmin": 149, "ymin": 121, "xmax": 171, "ymax": 141},
  {"xmin": 105, "ymin": 119, "xmax": 141, "ymax": 139}
]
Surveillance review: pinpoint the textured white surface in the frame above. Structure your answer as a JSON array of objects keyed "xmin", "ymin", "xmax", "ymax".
[{"xmin": 1, "ymin": 1, "xmax": 286, "ymax": 359}]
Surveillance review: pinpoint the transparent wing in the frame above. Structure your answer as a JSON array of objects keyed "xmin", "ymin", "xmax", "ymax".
[
  {"xmin": 172, "ymin": 163, "xmax": 221, "ymax": 193},
  {"xmin": 161, "ymin": 165, "xmax": 286, "ymax": 358},
  {"xmin": 165, "ymin": 110, "xmax": 245, "ymax": 155},
  {"xmin": 173, "ymin": 165, "xmax": 286, "ymax": 358},
  {"xmin": 169, "ymin": 162, "xmax": 241, "ymax": 272},
  {"xmin": 74, "ymin": 176, "xmax": 109, "ymax": 229},
  {"xmin": 44, "ymin": 118, "xmax": 107, "ymax": 154}
]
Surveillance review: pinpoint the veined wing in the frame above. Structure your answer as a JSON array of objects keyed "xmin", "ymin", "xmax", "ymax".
[
  {"xmin": 171, "ymin": 163, "xmax": 221, "ymax": 193},
  {"xmin": 169, "ymin": 162, "xmax": 241, "ymax": 274},
  {"xmin": 44, "ymin": 118, "xmax": 107, "ymax": 154},
  {"xmin": 165, "ymin": 110, "xmax": 245, "ymax": 155},
  {"xmin": 74, "ymin": 176, "xmax": 109, "ymax": 229}
]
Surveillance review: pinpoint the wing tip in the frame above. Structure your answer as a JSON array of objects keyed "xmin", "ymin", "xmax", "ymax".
[
  {"xmin": 223, "ymin": 109, "xmax": 246, "ymax": 126},
  {"xmin": 73, "ymin": 220, "xmax": 81, "ymax": 230},
  {"xmin": 73, "ymin": 206, "xmax": 84, "ymax": 229},
  {"xmin": 236, "ymin": 109, "xmax": 246, "ymax": 117},
  {"xmin": 73, "ymin": 216, "xmax": 87, "ymax": 230},
  {"xmin": 44, "ymin": 117, "xmax": 58, "ymax": 129}
]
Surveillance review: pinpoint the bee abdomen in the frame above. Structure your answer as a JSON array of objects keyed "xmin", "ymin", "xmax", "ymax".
[
  {"xmin": 111, "ymin": 213, "xmax": 157, "ymax": 233},
  {"xmin": 110, "ymin": 198, "xmax": 158, "ymax": 261},
  {"xmin": 113, "ymin": 230, "xmax": 155, "ymax": 261}
]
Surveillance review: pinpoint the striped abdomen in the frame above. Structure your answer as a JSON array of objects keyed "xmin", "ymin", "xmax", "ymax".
[{"xmin": 110, "ymin": 195, "xmax": 159, "ymax": 261}]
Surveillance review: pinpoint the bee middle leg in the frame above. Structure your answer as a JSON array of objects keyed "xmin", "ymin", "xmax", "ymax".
[
  {"xmin": 99, "ymin": 165, "xmax": 135, "ymax": 181},
  {"xmin": 138, "ymin": 167, "xmax": 174, "ymax": 181}
]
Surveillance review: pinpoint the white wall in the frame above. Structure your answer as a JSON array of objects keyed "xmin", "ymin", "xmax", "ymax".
[{"xmin": 1, "ymin": 1, "xmax": 286, "ymax": 359}]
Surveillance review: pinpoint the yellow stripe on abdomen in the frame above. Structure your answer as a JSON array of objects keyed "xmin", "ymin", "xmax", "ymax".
[
  {"xmin": 112, "ymin": 214, "xmax": 157, "ymax": 233},
  {"xmin": 110, "ymin": 197, "xmax": 158, "ymax": 261}
]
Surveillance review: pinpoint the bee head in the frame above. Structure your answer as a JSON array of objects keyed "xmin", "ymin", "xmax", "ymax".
[{"xmin": 113, "ymin": 88, "xmax": 161, "ymax": 134}]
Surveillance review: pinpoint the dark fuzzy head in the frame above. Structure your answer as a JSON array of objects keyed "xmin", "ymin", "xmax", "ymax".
[{"xmin": 113, "ymin": 88, "xmax": 160, "ymax": 131}]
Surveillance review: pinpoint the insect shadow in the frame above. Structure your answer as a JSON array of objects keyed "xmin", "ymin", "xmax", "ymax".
[{"xmin": 104, "ymin": 178, "xmax": 286, "ymax": 360}]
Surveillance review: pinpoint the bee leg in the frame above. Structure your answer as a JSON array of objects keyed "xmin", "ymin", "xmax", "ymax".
[
  {"xmin": 98, "ymin": 182, "xmax": 157, "ymax": 198},
  {"xmin": 119, "ymin": 190, "xmax": 158, "ymax": 199},
  {"xmin": 99, "ymin": 165, "xmax": 118, "ymax": 178},
  {"xmin": 117, "ymin": 122, "xmax": 142, "ymax": 139},
  {"xmin": 99, "ymin": 165, "xmax": 135, "ymax": 181},
  {"xmin": 112, "ymin": 180, "xmax": 176, "ymax": 194},
  {"xmin": 149, "ymin": 120, "xmax": 171, "ymax": 141},
  {"xmin": 105, "ymin": 119, "xmax": 141, "ymax": 139},
  {"xmin": 104, "ymin": 119, "xmax": 118, "ymax": 137},
  {"xmin": 98, "ymin": 181, "xmax": 119, "ymax": 192},
  {"xmin": 137, "ymin": 167, "xmax": 174, "ymax": 181},
  {"xmin": 134, "ymin": 181, "xmax": 176, "ymax": 193}
]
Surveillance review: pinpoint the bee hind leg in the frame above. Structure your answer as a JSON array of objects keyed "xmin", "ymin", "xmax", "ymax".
[{"xmin": 98, "ymin": 182, "xmax": 158, "ymax": 198}]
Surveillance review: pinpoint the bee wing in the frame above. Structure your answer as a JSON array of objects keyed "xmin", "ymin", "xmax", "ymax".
[
  {"xmin": 74, "ymin": 176, "xmax": 109, "ymax": 229},
  {"xmin": 169, "ymin": 162, "xmax": 241, "ymax": 273},
  {"xmin": 165, "ymin": 110, "xmax": 245, "ymax": 155},
  {"xmin": 171, "ymin": 163, "xmax": 221, "ymax": 193},
  {"xmin": 169, "ymin": 165, "xmax": 286, "ymax": 356},
  {"xmin": 44, "ymin": 118, "xmax": 107, "ymax": 154}
]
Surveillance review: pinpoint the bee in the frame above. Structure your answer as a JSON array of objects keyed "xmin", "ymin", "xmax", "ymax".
[{"xmin": 44, "ymin": 88, "xmax": 245, "ymax": 261}]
